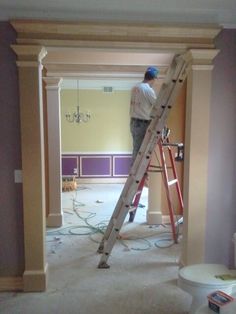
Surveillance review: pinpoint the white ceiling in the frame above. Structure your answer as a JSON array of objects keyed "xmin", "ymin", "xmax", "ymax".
[{"xmin": 1, "ymin": 0, "xmax": 236, "ymax": 27}]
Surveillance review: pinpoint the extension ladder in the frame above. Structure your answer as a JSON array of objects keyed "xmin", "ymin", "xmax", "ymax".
[
  {"xmin": 97, "ymin": 53, "xmax": 190, "ymax": 268},
  {"xmin": 128, "ymin": 132, "xmax": 184, "ymax": 245}
]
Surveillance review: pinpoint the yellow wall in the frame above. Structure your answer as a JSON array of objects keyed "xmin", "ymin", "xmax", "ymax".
[
  {"xmin": 61, "ymin": 89, "xmax": 132, "ymax": 152},
  {"xmin": 61, "ymin": 86, "xmax": 185, "ymax": 215}
]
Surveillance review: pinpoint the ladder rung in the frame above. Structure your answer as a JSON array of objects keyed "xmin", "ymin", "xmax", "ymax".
[{"xmin": 168, "ymin": 179, "xmax": 178, "ymax": 186}]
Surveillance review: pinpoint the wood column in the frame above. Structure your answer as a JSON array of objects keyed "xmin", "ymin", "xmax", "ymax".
[
  {"xmin": 181, "ymin": 49, "xmax": 219, "ymax": 266},
  {"xmin": 43, "ymin": 77, "xmax": 63, "ymax": 227},
  {"xmin": 11, "ymin": 45, "xmax": 48, "ymax": 291}
]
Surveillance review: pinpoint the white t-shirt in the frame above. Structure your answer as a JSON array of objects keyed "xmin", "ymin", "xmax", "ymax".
[{"xmin": 130, "ymin": 82, "xmax": 157, "ymax": 120}]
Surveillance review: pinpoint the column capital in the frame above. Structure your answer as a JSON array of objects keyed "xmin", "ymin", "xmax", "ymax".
[
  {"xmin": 43, "ymin": 77, "xmax": 63, "ymax": 90},
  {"xmin": 11, "ymin": 45, "xmax": 47, "ymax": 67},
  {"xmin": 185, "ymin": 48, "xmax": 220, "ymax": 66}
]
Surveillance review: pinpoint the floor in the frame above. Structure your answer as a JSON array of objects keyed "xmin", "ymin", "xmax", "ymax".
[{"xmin": 0, "ymin": 183, "xmax": 191, "ymax": 314}]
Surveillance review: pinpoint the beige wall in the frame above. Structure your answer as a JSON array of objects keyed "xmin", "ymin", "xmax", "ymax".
[{"xmin": 61, "ymin": 89, "xmax": 132, "ymax": 153}]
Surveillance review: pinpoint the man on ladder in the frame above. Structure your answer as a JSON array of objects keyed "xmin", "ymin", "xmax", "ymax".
[
  {"xmin": 129, "ymin": 66, "xmax": 160, "ymax": 221},
  {"xmin": 130, "ymin": 66, "xmax": 159, "ymax": 163}
]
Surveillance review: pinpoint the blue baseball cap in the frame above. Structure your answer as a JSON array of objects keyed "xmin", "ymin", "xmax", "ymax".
[{"xmin": 145, "ymin": 67, "xmax": 159, "ymax": 80}]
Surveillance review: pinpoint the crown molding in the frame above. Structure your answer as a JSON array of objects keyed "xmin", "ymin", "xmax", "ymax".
[
  {"xmin": 11, "ymin": 45, "xmax": 47, "ymax": 61},
  {"xmin": 44, "ymin": 64, "xmax": 168, "ymax": 79},
  {"xmin": 11, "ymin": 20, "xmax": 221, "ymax": 51}
]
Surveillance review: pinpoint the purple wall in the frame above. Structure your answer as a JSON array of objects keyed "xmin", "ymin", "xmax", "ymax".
[
  {"xmin": 62, "ymin": 154, "xmax": 132, "ymax": 178},
  {"xmin": 206, "ymin": 29, "xmax": 236, "ymax": 267},
  {"xmin": 0, "ymin": 22, "xmax": 24, "ymax": 276}
]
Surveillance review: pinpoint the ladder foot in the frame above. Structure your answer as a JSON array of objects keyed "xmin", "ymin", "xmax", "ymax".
[
  {"xmin": 97, "ymin": 243, "xmax": 104, "ymax": 254},
  {"xmin": 98, "ymin": 261, "xmax": 110, "ymax": 269},
  {"xmin": 173, "ymin": 235, "xmax": 179, "ymax": 244}
]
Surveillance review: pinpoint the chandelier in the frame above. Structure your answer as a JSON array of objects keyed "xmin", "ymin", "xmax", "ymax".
[{"xmin": 65, "ymin": 80, "xmax": 91, "ymax": 123}]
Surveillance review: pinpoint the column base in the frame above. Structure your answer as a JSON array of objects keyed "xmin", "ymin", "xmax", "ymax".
[
  {"xmin": 146, "ymin": 211, "xmax": 162, "ymax": 225},
  {"xmin": 46, "ymin": 213, "xmax": 63, "ymax": 227},
  {"xmin": 23, "ymin": 263, "xmax": 48, "ymax": 292}
]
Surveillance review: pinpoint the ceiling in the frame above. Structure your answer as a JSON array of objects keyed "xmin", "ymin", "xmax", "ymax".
[{"xmin": 0, "ymin": 0, "xmax": 236, "ymax": 27}]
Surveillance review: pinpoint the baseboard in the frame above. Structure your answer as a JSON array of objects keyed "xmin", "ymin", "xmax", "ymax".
[
  {"xmin": 47, "ymin": 213, "xmax": 63, "ymax": 227},
  {"xmin": 0, "ymin": 276, "xmax": 23, "ymax": 291},
  {"xmin": 23, "ymin": 263, "xmax": 48, "ymax": 292}
]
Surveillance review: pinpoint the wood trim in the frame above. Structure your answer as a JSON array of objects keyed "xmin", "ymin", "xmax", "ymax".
[
  {"xmin": 10, "ymin": 19, "xmax": 222, "ymax": 286},
  {"xmin": 44, "ymin": 64, "xmax": 169, "ymax": 78},
  {"xmin": 11, "ymin": 45, "xmax": 47, "ymax": 61},
  {"xmin": 23, "ymin": 264, "xmax": 48, "ymax": 292},
  {"xmin": 11, "ymin": 20, "xmax": 221, "ymax": 50},
  {"xmin": 0, "ymin": 277, "xmax": 23, "ymax": 292},
  {"xmin": 16, "ymin": 38, "xmax": 218, "ymax": 51}
]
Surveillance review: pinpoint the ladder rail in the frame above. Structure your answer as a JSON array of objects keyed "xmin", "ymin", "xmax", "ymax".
[
  {"xmin": 158, "ymin": 141, "xmax": 178, "ymax": 243},
  {"xmin": 166, "ymin": 141, "xmax": 184, "ymax": 215}
]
